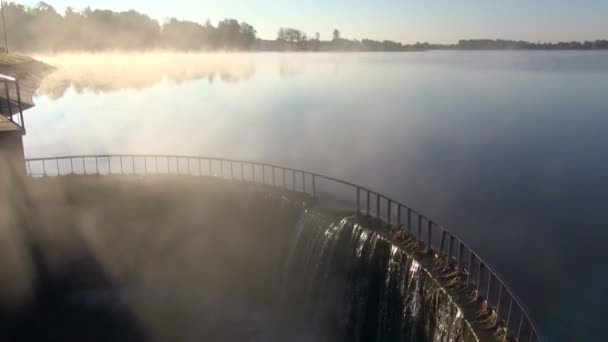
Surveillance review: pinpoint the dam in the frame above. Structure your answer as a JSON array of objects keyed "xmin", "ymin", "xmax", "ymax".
[{"xmin": 0, "ymin": 72, "xmax": 542, "ymax": 341}]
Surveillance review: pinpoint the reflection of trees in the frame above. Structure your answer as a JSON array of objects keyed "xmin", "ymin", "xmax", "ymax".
[{"xmin": 36, "ymin": 53, "xmax": 256, "ymax": 99}]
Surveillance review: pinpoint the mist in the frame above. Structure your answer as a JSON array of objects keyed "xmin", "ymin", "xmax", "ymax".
[
  {"xmin": 34, "ymin": 53, "xmax": 256, "ymax": 99},
  {"xmin": 0, "ymin": 157, "xmax": 319, "ymax": 340}
]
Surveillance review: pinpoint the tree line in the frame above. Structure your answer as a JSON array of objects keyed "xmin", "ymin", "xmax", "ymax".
[
  {"xmin": 2, "ymin": 2, "xmax": 607, "ymax": 52},
  {"xmin": 454, "ymin": 39, "xmax": 608, "ymax": 50},
  {"xmin": 2, "ymin": 2, "xmax": 256, "ymax": 51}
]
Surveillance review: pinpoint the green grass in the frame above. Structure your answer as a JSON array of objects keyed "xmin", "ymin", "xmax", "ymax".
[{"xmin": 0, "ymin": 53, "xmax": 33, "ymax": 65}]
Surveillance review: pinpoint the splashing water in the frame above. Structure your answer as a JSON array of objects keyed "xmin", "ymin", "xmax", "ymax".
[{"xmin": 279, "ymin": 209, "xmax": 478, "ymax": 342}]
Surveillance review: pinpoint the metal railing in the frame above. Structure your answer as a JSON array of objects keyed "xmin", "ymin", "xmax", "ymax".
[
  {"xmin": 0, "ymin": 74, "xmax": 25, "ymax": 133},
  {"xmin": 24, "ymin": 154, "xmax": 542, "ymax": 342}
]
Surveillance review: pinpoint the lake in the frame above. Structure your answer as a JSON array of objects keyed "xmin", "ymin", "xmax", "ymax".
[{"xmin": 24, "ymin": 51, "xmax": 608, "ymax": 341}]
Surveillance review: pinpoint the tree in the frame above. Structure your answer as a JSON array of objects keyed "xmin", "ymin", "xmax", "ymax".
[
  {"xmin": 216, "ymin": 18, "xmax": 241, "ymax": 49},
  {"xmin": 332, "ymin": 28, "xmax": 340, "ymax": 41},
  {"xmin": 277, "ymin": 28, "xmax": 305, "ymax": 44},
  {"xmin": 239, "ymin": 22, "xmax": 256, "ymax": 49},
  {"xmin": 35, "ymin": 1, "xmax": 56, "ymax": 13}
]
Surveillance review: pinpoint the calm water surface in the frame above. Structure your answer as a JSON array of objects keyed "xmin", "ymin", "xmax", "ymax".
[{"xmin": 25, "ymin": 51, "xmax": 608, "ymax": 341}]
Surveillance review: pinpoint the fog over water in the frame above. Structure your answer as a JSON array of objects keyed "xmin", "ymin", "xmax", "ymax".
[{"xmin": 24, "ymin": 51, "xmax": 608, "ymax": 341}]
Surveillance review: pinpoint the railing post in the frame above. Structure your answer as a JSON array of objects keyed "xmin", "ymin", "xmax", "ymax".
[
  {"xmin": 440, "ymin": 230, "xmax": 446, "ymax": 254},
  {"xmin": 131, "ymin": 156, "xmax": 135, "ymax": 174},
  {"xmin": 241, "ymin": 161, "xmax": 244, "ymax": 180},
  {"xmin": 387, "ymin": 200, "xmax": 392, "ymax": 225},
  {"xmin": 220, "ymin": 160, "xmax": 224, "ymax": 178},
  {"xmin": 517, "ymin": 312, "xmax": 525, "ymax": 341},
  {"xmin": 477, "ymin": 262, "xmax": 484, "ymax": 295},
  {"xmin": 467, "ymin": 251, "xmax": 474, "ymax": 282},
  {"xmin": 4, "ymin": 80, "xmax": 12, "ymax": 117},
  {"xmin": 496, "ymin": 284, "xmax": 503, "ymax": 320},
  {"xmin": 261, "ymin": 164, "xmax": 265, "ymax": 184},
  {"xmin": 458, "ymin": 242, "xmax": 464, "ymax": 270},
  {"xmin": 283, "ymin": 168, "xmax": 286, "ymax": 188},
  {"xmin": 230, "ymin": 161, "xmax": 234, "ymax": 179},
  {"xmin": 292, "ymin": 170, "xmax": 296, "ymax": 190},
  {"xmin": 95, "ymin": 157, "xmax": 99, "ymax": 175},
  {"xmin": 407, "ymin": 208, "xmax": 412, "ymax": 234},
  {"xmin": 56, "ymin": 158, "xmax": 60, "ymax": 176},
  {"xmin": 70, "ymin": 158, "xmax": 74, "ymax": 174},
  {"xmin": 448, "ymin": 235, "xmax": 454, "ymax": 260},
  {"xmin": 417, "ymin": 214, "xmax": 422, "ymax": 240},
  {"xmin": 302, "ymin": 172, "xmax": 306, "ymax": 193},
  {"xmin": 312, "ymin": 175, "xmax": 316, "ymax": 197},
  {"xmin": 486, "ymin": 272, "xmax": 493, "ymax": 301},
  {"xmin": 42, "ymin": 160, "xmax": 46, "ymax": 176},
  {"xmin": 397, "ymin": 205, "xmax": 402, "ymax": 228},
  {"xmin": 506, "ymin": 297, "xmax": 514, "ymax": 331},
  {"xmin": 366, "ymin": 191, "xmax": 370, "ymax": 215},
  {"xmin": 356, "ymin": 187, "xmax": 361, "ymax": 214},
  {"xmin": 272, "ymin": 167, "xmax": 276, "ymax": 186},
  {"xmin": 427, "ymin": 220, "xmax": 432, "ymax": 247},
  {"xmin": 15, "ymin": 81, "xmax": 24, "ymax": 132}
]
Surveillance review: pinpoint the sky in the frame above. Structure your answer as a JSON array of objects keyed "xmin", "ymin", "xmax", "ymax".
[{"xmin": 15, "ymin": 0, "xmax": 608, "ymax": 43}]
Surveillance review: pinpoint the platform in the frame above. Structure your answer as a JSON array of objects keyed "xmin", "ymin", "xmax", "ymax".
[{"xmin": 0, "ymin": 114, "xmax": 21, "ymax": 132}]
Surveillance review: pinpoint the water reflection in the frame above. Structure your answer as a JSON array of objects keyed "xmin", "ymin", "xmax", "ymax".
[{"xmin": 35, "ymin": 53, "xmax": 257, "ymax": 99}]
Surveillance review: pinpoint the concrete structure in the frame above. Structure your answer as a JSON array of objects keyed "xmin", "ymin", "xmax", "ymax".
[
  {"xmin": 0, "ymin": 70, "xmax": 41, "ymax": 177},
  {"xmin": 0, "ymin": 129, "xmax": 24, "ymax": 176},
  {"xmin": 0, "ymin": 61, "xmax": 53, "ymax": 177}
]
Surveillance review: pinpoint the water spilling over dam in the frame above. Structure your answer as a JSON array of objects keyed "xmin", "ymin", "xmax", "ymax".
[{"xmin": 279, "ymin": 213, "xmax": 479, "ymax": 341}]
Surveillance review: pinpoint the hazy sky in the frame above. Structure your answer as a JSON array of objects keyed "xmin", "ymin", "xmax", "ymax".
[{"xmin": 16, "ymin": 0, "xmax": 608, "ymax": 43}]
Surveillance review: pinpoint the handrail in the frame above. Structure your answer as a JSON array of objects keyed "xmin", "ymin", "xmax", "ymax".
[
  {"xmin": 24, "ymin": 154, "xmax": 543, "ymax": 342},
  {"xmin": 0, "ymin": 74, "xmax": 16, "ymax": 82},
  {"xmin": 0, "ymin": 73, "xmax": 25, "ymax": 133}
]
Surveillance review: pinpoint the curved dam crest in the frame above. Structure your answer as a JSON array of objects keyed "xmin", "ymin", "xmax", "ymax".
[
  {"xmin": 280, "ymin": 212, "xmax": 480, "ymax": 342},
  {"xmin": 0, "ymin": 173, "xmax": 502, "ymax": 341}
]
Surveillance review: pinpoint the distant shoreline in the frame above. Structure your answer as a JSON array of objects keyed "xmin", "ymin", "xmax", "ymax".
[
  {"xmin": 19, "ymin": 49, "xmax": 608, "ymax": 55},
  {"xmin": 13, "ymin": 41, "xmax": 608, "ymax": 54},
  {"xmin": 4, "ymin": 3, "xmax": 607, "ymax": 54}
]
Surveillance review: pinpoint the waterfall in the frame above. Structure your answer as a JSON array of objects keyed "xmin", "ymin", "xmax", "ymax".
[{"xmin": 279, "ymin": 208, "xmax": 479, "ymax": 342}]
